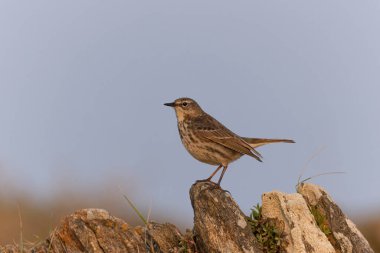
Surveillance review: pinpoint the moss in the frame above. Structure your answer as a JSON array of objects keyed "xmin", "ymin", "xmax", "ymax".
[
  {"xmin": 247, "ymin": 204, "xmax": 285, "ymax": 253},
  {"xmin": 309, "ymin": 205, "xmax": 331, "ymax": 236}
]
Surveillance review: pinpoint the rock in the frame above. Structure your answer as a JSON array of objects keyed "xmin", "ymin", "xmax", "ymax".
[
  {"xmin": 261, "ymin": 191, "xmax": 335, "ymax": 253},
  {"xmin": 20, "ymin": 209, "xmax": 190, "ymax": 253},
  {"xmin": 0, "ymin": 182, "xmax": 374, "ymax": 253},
  {"xmin": 298, "ymin": 183, "xmax": 374, "ymax": 253},
  {"xmin": 190, "ymin": 182, "xmax": 262, "ymax": 253},
  {"xmin": 0, "ymin": 210, "xmax": 191, "ymax": 253},
  {"xmin": 146, "ymin": 222, "xmax": 184, "ymax": 252},
  {"xmin": 45, "ymin": 208, "xmax": 147, "ymax": 252}
]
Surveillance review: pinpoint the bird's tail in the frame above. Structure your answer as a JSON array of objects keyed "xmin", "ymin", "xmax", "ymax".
[{"xmin": 242, "ymin": 137, "xmax": 295, "ymax": 149}]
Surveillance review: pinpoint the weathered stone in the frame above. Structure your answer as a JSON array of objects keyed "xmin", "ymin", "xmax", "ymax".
[
  {"xmin": 0, "ymin": 183, "xmax": 374, "ymax": 253},
  {"xmin": 261, "ymin": 191, "xmax": 335, "ymax": 253},
  {"xmin": 147, "ymin": 222, "xmax": 183, "ymax": 252},
  {"xmin": 190, "ymin": 182, "xmax": 262, "ymax": 253},
  {"xmin": 298, "ymin": 183, "xmax": 374, "ymax": 253},
  {"xmin": 46, "ymin": 208, "xmax": 146, "ymax": 252}
]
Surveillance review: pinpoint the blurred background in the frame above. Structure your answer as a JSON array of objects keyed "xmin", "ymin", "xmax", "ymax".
[{"xmin": 1, "ymin": 0, "xmax": 379, "ymax": 250}]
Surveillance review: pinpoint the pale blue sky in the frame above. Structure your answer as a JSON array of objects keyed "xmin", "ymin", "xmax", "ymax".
[{"xmin": 0, "ymin": 1, "xmax": 379, "ymax": 226}]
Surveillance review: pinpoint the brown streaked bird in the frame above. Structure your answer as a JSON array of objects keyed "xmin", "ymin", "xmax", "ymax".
[{"xmin": 164, "ymin": 97, "xmax": 294, "ymax": 186}]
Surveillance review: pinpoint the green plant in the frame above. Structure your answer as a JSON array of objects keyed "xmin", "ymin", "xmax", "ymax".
[
  {"xmin": 309, "ymin": 206, "xmax": 331, "ymax": 236},
  {"xmin": 178, "ymin": 229, "xmax": 197, "ymax": 253},
  {"xmin": 247, "ymin": 204, "xmax": 284, "ymax": 253}
]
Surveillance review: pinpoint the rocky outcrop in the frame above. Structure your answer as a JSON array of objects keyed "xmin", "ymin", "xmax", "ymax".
[
  {"xmin": 261, "ymin": 191, "xmax": 335, "ymax": 253},
  {"xmin": 0, "ymin": 183, "xmax": 374, "ymax": 253},
  {"xmin": 190, "ymin": 182, "xmax": 262, "ymax": 253},
  {"xmin": 0, "ymin": 209, "xmax": 189, "ymax": 253},
  {"xmin": 297, "ymin": 183, "xmax": 374, "ymax": 253}
]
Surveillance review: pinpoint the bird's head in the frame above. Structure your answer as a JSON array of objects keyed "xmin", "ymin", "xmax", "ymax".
[{"xmin": 164, "ymin": 97, "xmax": 204, "ymax": 121}]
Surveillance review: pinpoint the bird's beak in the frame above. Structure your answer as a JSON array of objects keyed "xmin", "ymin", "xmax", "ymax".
[{"xmin": 164, "ymin": 102, "xmax": 175, "ymax": 107}]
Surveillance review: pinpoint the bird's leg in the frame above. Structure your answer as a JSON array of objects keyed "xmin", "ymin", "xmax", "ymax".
[
  {"xmin": 196, "ymin": 165, "xmax": 223, "ymax": 183},
  {"xmin": 207, "ymin": 166, "xmax": 230, "ymax": 192},
  {"xmin": 217, "ymin": 166, "xmax": 228, "ymax": 186},
  {"xmin": 206, "ymin": 165, "xmax": 223, "ymax": 181}
]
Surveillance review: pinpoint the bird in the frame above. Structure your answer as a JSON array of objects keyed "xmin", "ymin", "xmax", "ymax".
[{"xmin": 164, "ymin": 97, "xmax": 294, "ymax": 186}]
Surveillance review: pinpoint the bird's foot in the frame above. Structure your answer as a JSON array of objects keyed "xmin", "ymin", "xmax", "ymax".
[
  {"xmin": 193, "ymin": 180, "xmax": 230, "ymax": 193},
  {"xmin": 194, "ymin": 179, "xmax": 219, "ymax": 188},
  {"xmin": 208, "ymin": 183, "xmax": 230, "ymax": 194},
  {"xmin": 221, "ymin": 188, "xmax": 231, "ymax": 194},
  {"xmin": 207, "ymin": 183, "xmax": 221, "ymax": 191}
]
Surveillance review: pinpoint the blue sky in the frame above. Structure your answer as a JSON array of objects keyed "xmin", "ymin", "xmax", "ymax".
[{"xmin": 0, "ymin": 1, "xmax": 379, "ymax": 226}]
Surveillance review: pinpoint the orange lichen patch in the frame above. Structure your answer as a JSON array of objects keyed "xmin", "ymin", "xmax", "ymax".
[{"xmin": 121, "ymin": 223, "xmax": 129, "ymax": 231}]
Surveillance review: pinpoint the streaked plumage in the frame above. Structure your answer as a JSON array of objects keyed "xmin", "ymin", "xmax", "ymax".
[{"xmin": 165, "ymin": 97, "xmax": 294, "ymax": 185}]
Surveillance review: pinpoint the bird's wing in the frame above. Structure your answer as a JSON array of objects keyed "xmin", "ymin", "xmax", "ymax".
[{"xmin": 192, "ymin": 115, "xmax": 263, "ymax": 162}]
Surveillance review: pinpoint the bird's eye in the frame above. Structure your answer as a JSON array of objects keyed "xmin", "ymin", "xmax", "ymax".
[{"xmin": 182, "ymin": 102, "xmax": 188, "ymax": 107}]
